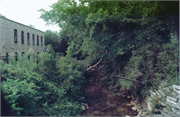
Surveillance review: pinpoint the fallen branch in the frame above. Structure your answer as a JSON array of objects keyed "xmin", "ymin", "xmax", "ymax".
[
  {"xmin": 87, "ymin": 65, "xmax": 104, "ymax": 73},
  {"xmin": 86, "ymin": 49, "xmax": 108, "ymax": 71},
  {"xmin": 112, "ymin": 75, "xmax": 143, "ymax": 83}
]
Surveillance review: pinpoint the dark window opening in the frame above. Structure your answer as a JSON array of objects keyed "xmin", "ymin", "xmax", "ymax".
[
  {"xmin": 37, "ymin": 35, "xmax": 39, "ymax": 46},
  {"xmin": 14, "ymin": 29, "xmax": 17, "ymax": 43},
  {"xmin": 37, "ymin": 52, "xmax": 39, "ymax": 54},
  {"xmin": 22, "ymin": 52, "xmax": 25, "ymax": 57},
  {"xmin": 27, "ymin": 33, "xmax": 30, "ymax": 45},
  {"xmin": 15, "ymin": 52, "xmax": 18, "ymax": 61},
  {"xmin": 32, "ymin": 34, "xmax": 35, "ymax": 45},
  {"xmin": 41, "ymin": 36, "xmax": 43, "ymax": 46},
  {"xmin": 28, "ymin": 55, "xmax": 30, "ymax": 60},
  {"xmin": 6, "ymin": 52, "xmax": 9, "ymax": 63},
  {"xmin": 21, "ymin": 31, "xmax": 24, "ymax": 44}
]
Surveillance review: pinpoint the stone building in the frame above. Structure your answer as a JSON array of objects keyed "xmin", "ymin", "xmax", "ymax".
[{"xmin": 0, "ymin": 16, "xmax": 45, "ymax": 61}]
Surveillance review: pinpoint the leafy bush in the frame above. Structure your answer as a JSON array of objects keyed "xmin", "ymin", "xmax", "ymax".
[
  {"xmin": 107, "ymin": 34, "xmax": 179, "ymax": 99},
  {"xmin": 1, "ymin": 49, "xmax": 87, "ymax": 116}
]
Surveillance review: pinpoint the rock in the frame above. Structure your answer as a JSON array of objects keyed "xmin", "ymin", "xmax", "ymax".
[
  {"xmin": 154, "ymin": 108, "xmax": 161, "ymax": 112},
  {"xmin": 132, "ymin": 106, "xmax": 137, "ymax": 110},
  {"xmin": 166, "ymin": 99, "xmax": 177, "ymax": 108},
  {"xmin": 168, "ymin": 110, "xmax": 179, "ymax": 116},
  {"xmin": 173, "ymin": 88, "xmax": 180, "ymax": 95},
  {"xmin": 145, "ymin": 96, "xmax": 152, "ymax": 111},
  {"xmin": 155, "ymin": 90, "xmax": 162, "ymax": 97},
  {"xmin": 163, "ymin": 87, "xmax": 171, "ymax": 94},
  {"xmin": 81, "ymin": 103, "xmax": 88, "ymax": 106},
  {"xmin": 170, "ymin": 92, "xmax": 176, "ymax": 96},
  {"xmin": 81, "ymin": 105, "xmax": 85, "ymax": 110},
  {"xmin": 172, "ymin": 85, "xmax": 180, "ymax": 90},
  {"xmin": 167, "ymin": 96, "xmax": 178, "ymax": 102},
  {"xmin": 160, "ymin": 101, "xmax": 167, "ymax": 106},
  {"xmin": 141, "ymin": 111, "xmax": 148, "ymax": 115},
  {"xmin": 160, "ymin": 110, "xmax": 171, "ymax": 117},
  {"xmin": 153, "ymin": 114, "xmax": 163, "ymax": 117},
  {"xmin": 158, "ymin": 90, "xmax": 166, "ymax": 96},
  {"xmin": 163, "ymin": 108, "xmax": 169, "ymax": 113},
  {"xmin": 172, "ymin": 107, "xmax": 180, "ymax": 115},
  {"xmin": 137, "ymin": 110, "xmax": 142, "ymax": 117}
]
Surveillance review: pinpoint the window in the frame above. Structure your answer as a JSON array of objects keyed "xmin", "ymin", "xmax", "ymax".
[
  {"xmin": 14, "ymin": 29, "xmax": 18, "ymax": 43},
  {"xmin": 22, "ymin": 52, "xmax": 25, "ymax": 57},
  {"xmin": 6, "ymin": 52, "xmax": 9, "ymax": 63},
  {"xmin": 27, "ymin": 33, "xmax": 30, "ymax": 45},
  {"xmin": 37, "ymin": 52, "xmax": 39, "ymax": 54},
  {"xmin": 32, "ymin": 34, "xmax": 35, "ymax": 45},
  {"xmin": 41, "ymin": 36, "xmax": 43, "ymax": 46},
  {"xmin": 15, "ymin": 52, "xmax": 18, "ymax": 61},
  {"xmin": 21, "ymin": 31, "xmax": 24, "ymax": 44},
  {"xmin": 28, "ymin": 55, "xmax": 30, "ymax": 60},
  {"xmin": 37, "ymin": 35, "xmax": 39, "ymax": 46}
]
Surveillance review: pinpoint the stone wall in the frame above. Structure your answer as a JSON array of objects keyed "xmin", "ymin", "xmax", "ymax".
[
  {"xmin": 146, "ymin": 85, "xmax": 180, "ymax": 117},
  {"xmin": 0, "ymin": 16, "xmax": 44, "ymax": 60}
]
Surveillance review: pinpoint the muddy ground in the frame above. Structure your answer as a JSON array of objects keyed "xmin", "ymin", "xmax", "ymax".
[{"xmin": 81, "ymin": 70, "xmax": 138, "ymax": 116}]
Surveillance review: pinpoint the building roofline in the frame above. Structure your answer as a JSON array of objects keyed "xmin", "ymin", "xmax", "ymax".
[{"xmin": 0, "ymin": 16, "xmax": 44, "ymax": 33}]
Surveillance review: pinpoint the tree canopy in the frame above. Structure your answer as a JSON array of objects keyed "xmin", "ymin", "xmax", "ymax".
[{"xmin": 39, "ymin": 0, "xmax": 179, "ymax": 99}]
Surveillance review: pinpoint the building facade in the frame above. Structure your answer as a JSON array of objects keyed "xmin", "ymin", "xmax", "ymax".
[{"xmin": 0, "ymin": 16, "xmax": 44, "ymax": 61}]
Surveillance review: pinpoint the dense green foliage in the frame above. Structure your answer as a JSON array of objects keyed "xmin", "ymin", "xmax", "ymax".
[
  {"xmin": 1, "ymin": 49, "xmax": 88, "ymax": 116},
  {"xmin": 39, "ymin": 0, "xmax": 179, "ymax": 100},
  {"xmin": 44, "ymin": 30, "xmax": 68, "ymax": 55},
  {"xmin": 1, "ymin": 1, "xmax": 179, "ymax": 116}
]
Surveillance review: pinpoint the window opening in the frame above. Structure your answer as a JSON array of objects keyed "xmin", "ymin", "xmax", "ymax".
[
  {"xmin": 6, "ymin": 52, "xmax": 9, "ymax": 63},
  {"xmin": 22, "ymin": 52, "xmax": 25, "ymax": 57},
  {"xmin": 37, "ymin": 35, "xmax": 39, "ymax": 46},
  {"xmin": 27, "ymin": 33, "xmax": 30, "ymax": 45},
  {"xmin": 14, "ymin": 29, "xmax": 18, "ymax": 43},
  {"xmin": 41, "ymin": 36, "xmax": 43, "ymax": 46},
  {"xmin": 32, "ymin": 34, "xmax": 35, "ymax": 45},
  {"xmin": 15, "ymin": 52, "xmax": 18, "ymax": 61},
  {"xmin": 21, "ymin": 31, "xmax": 24, "ymax": 44}
]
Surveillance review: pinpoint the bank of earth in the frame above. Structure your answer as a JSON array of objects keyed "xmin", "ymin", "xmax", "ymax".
[{"xmin": 80, "ymin": 69, "xmax": 138, "ymax": 116}]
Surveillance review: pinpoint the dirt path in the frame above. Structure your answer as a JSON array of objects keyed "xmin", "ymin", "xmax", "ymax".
[{"xmin": 81, "ymin": 70, "xmax": 138, "ymax": 116}]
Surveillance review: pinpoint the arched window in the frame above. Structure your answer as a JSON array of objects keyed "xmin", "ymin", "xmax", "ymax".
[
  {"xmin": 15, "ymin": 52, "xmax": 18, "ymax": 61},
  {"xmin": 22, "ymin": 52, "xmax": 25, "ymax": 57},
  {"xmin": 14, "ymin": 29, "xmax": 18, "ymax": 43},
  {"xmin": 21, "ymin": 31, "xmax": 24, "ymax": 44}
]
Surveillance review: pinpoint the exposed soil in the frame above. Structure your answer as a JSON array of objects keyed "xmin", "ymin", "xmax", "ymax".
[{"xmin": 81, "ymin": 70, "xmax": 138, "ymax": 116}]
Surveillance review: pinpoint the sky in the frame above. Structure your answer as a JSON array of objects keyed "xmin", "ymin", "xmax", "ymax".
[{"xmin": 0, "ymin": 0, "xmax": 60, "ymax": 32}]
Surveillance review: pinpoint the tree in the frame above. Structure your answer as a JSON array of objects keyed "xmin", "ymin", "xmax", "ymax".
[
  {"xmin": 0, "ymin": 14, "xmax": 6, "ymax": 18},
  {"xmin": 39, "ymin": 0, "xmax": 178, "ymax": 100},
  {"xmin": 29, "ymin": 25, "xmax": 35, "ymax": 28},
  {"xmin": 44, "ymin": 30, "xmax": 68, "ymax": 54}
]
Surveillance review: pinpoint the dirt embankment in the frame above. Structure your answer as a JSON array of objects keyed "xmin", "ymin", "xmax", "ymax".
[{"xmin": 81, "ymin": 70, "xmax": 138, "ymax": 116}]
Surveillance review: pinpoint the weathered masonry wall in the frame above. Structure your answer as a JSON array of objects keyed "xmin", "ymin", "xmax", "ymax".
[
  {"xmin": 147, "ymin": 85, "xmax": 180, "ymax": 117},
  {"xmin": 0, "ymin": 16, "xmax": 44, "ymax": 60}
]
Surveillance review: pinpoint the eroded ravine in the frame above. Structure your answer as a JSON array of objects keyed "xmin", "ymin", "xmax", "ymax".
[{"xmin": 81, "ymin": 70, "xmax": 138, "ymax": 116}]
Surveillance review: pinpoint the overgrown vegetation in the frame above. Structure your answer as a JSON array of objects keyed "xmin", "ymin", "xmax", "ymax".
[
  {"xmin": 39, "ymin": 0, "xmax": 179, "ymax": 99},
  {"xmin": 1, "ymin": 0, "xmax": 179, "ymax": 116},
  {"xmin": 1, "ymin": 49, "xmax": 88, "ymax": 116}
]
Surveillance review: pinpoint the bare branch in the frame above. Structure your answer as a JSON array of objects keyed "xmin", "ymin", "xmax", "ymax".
[
  {"xmin": 86, "ymin": 49, "xmax": 108, "ymax": 71},
  {"xmin": 112, "ymin": 75, "xmax": 143, "ymax": 83}
]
